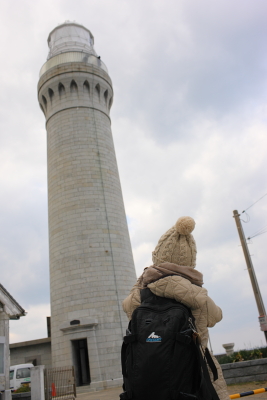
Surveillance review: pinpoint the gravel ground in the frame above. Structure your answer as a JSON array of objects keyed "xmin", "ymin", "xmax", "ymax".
[{"xmin": 77, "ymin": 381, "xmax": 267, "ymax": 399}]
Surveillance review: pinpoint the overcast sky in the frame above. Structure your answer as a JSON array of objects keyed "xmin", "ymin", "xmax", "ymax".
[{"xmin": 1, "ymin": 0, "xmax": 267, "ymax": 354}]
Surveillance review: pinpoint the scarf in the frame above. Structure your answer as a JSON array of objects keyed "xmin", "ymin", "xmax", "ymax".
[{"xmin": 140, "ymin": 262, "xmax": 203, "ymax": 288}]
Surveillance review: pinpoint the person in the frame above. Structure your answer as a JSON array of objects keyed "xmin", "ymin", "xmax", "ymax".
[{"xmin": 122, "ymin": 216, "xmax": 229, "ymax": 400}]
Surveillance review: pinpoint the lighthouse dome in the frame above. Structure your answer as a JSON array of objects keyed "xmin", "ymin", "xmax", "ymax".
[{"xmin": 47, "ymin": 21, "xmax": 97, "ymax": 60}]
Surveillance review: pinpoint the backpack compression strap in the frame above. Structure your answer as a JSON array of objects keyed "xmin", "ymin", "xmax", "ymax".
[{"xmin": 121, "ymin": 334, "xmax": 138, "ymax": 377}]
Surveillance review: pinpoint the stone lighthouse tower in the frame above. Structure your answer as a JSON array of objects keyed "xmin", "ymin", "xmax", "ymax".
[{"xmin": 37, "ymin": 22, "xmax": 136, "ymax": 389}]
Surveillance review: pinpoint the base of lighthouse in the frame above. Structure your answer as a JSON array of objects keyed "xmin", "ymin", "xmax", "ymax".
[{"xmin": 59, "ymin": 318, "xmax": 124, "ymax": 390}]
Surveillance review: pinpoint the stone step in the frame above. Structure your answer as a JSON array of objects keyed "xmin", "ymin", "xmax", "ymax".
[
  {"xmin": 76, "ymin": 386, "xmax": 96, "ymax": 394},
  {"xmin": 76, "ymin": 380, "xmax": 122, "ymax": 395}
]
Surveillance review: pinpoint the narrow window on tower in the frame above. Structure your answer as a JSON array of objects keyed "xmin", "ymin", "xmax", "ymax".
[
  {"xmin": 48, "ymin": 89, "xmax": 54, "ymax": 103},
  {"xmin": 104, "ymin": 90, "xmax": 108, "ymax": 106},
  {"xmin": 83, "ymin": 80, "xmax": 90, "ymax": 96},
  {"xmin": 95, "ymin": 83, "xmax": 100, "ymax": 101},
  {"xmin": 108, "ymin": 97, "xmax": 113, "ymax": 110},
  {"xmin": 39, "ymin": 103, "xmax": 45, "ymax": 115},
  {"xmin": 70, "ymin": 80, "xmax": 78, "ymax": 94},
  {"xmin": 42, "ymin": 95, "xmax": 47, "ymax": 110},
  {"xmin": 58, "ymin": 82, "xmax": 65, "ymax": 97}
]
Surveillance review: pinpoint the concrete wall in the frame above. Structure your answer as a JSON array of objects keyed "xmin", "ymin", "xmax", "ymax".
[
  {"xmin": 221, "ymin": 358, "xmax": 267, "ymax": 384},
  {"xmin": 31, "ymin": 365, "xmax": 45, "ymax": 400},
  {"xmin": 10, "ymin": 338, "xmax": 52, "ymax": 369},
  {"xmin": 12, "ymin": 394, "xmax": 31, "ymax": 400}
]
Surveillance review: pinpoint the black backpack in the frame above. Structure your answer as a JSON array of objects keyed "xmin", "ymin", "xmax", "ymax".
[{"xmin": 120, "ymin": 288, "xmax": 220, "ymax": 400}]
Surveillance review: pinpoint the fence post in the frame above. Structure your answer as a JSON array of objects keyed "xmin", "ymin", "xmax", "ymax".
[
  {"xmin": 31, "ymin": 365, "xmax": 45, "ymax": 400},
  {"xmin": 2, "ymin": 390, "xmax": 11, "ymax": 400}
]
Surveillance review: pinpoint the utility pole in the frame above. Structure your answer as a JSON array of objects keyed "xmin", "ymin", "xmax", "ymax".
[{"xmin": 233, "ymin": 210, "xmax": 267, "ymax": 343}]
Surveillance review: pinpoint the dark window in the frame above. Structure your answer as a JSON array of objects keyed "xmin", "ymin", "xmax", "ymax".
[
  {"xmin": 42, "ymin": 95, "xmax": 47, "ymax": 110},
  {"xmin": 58, "ymin": 82, "xmax": 65, "ymax": 96},
  {"xmin": 48, "ymin": 88, "xmax": 54, "ymax": 102},
  {"xmin": 70, "ymin": 80, "xmax": 78, "ymax": 93},
  {"xmin": 16, "ymin": 368, "xmax": 31, "ymax": 379},
  {"xmin": 70, "ymin": 320, "xmax": 80, "ymax": 325},
  {"xmin": 104, "ymin": 90, "xmax": 108, "ymax": 106},
  {"xmin": 83, "ymin": 80, "xmax": 90, "ymax": 95},
  {"xmin": 39, "ymin": 103, "xmax": 45, "ymax": 115},
  {"xmin": 95, "ymin": 84, "xmax": 100, "ymax": 101},
  {"xmin": 108, "ymin": 97, "xmax": 113, "ymax": 110}
]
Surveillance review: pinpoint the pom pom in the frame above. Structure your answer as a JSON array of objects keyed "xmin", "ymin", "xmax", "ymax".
[{"xmin": 175, "ymin": 216, "xmax": 195, "ymax": 235}]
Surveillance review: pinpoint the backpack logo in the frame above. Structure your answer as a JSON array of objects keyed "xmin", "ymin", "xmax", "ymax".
[{"xmin": 146, "ymin": 332, "xmax": 162, "ymax": 342}]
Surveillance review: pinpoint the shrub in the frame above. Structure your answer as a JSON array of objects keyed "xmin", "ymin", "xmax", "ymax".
[
  {"xmin": 15, "ymin": 385, "xmax": 31, "ymax": 393},
  {"xmin": 218, "ymin": 346, "xmax": 266, "ymax": 365}
]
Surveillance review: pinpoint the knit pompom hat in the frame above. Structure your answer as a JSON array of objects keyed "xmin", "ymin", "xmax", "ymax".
[{"xmin": 152, "ymin": 216, "xmax": 197, "ymax": 268}]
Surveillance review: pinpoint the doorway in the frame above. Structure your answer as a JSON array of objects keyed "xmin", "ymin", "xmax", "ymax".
[{"xmin": 72, "ymin": 339, "xmax": 91, "ymax": 386}]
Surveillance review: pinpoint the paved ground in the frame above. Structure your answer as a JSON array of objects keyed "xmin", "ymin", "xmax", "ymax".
[
  {"xmin": 227, "ymin": 381, "xmax": 267, "ymax": 398},
  {"xmin": 77, "ymin": 381, "xmax": 267, "ymax": 399},
  {"xmin": 77, "ymin": 387, "xmax": 121, "ymax": 400}
]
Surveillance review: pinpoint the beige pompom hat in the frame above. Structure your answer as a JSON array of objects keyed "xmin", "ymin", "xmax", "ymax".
[{"xmin": 152, "ymin": 216, "xmax": 197, "ymax": 268}]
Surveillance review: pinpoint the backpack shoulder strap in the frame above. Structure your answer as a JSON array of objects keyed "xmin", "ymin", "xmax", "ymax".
[
  {"xmin": 140, "ymin": 287, "xmax": 194, "ymax": 314},
  {"xmin": 205, "ymin": 347, "xmax": 218, "ymax": 381},
  {"xmin": 195, "ymin": 344, "xmax": 220, "ymax": 400},
  {"xmin": 140, "ymin": 287, "xmax": 154, "ymax": 302}
]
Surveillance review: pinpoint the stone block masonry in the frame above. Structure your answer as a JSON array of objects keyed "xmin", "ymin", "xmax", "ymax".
[
  {"xmin": 37, "ymin": 22, "xmax": 137, "ymax": 388},
  {"xmin": 10, "ymin": 338, "xmax": 52, "ymax": 369},
  {"xmin": 221, "ymin": 358, "xmax": 267, "ymax": 384}
]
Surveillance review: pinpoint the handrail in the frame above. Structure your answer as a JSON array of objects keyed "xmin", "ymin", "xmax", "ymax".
[{"xmin": 39, "ymin": 51, "xmax": 108, "ymax": 77}]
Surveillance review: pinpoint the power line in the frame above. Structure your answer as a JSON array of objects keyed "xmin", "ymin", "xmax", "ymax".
[
  {"xmin": 242, "ymin": 192, "xmax": 267, "ymax": 213},
  {"xmin": 247, "ymin": 223, "xmax": 267, "ymax": 240},
  {"xmin": 241, "ymin": 211, "xmax": 250, "ymax": 223},
  {"xmin": 248, "ymin": 231, "xmax": 267, "ymax": 240},
  {"xmin": 249, "ymin": 222, "xmax": 267, "ymax": 236}
]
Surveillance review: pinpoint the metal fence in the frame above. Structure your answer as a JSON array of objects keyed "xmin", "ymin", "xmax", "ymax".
[{"xmin": 44, "ymin": 366, "xmax": 76, "ymax": 400}]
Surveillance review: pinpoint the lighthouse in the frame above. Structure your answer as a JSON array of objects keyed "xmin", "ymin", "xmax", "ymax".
[{"xmin": 37, "ymin": 22, "xmax": 136, "ymax": 389}]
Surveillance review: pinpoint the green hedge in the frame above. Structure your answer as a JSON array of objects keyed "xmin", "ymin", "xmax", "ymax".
[
  {"xmin": 15, "ymin": 386, "xmax": 31, "ymax": 393},
  {"xmin": 218, "ymin": 346, "xmax": 267, "ymax": 365}
]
